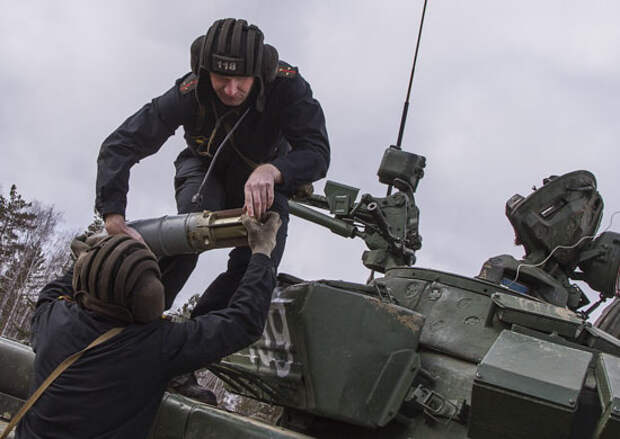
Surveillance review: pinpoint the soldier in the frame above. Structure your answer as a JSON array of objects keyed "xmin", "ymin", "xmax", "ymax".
[
  {"xmin": 95, "ymin": 17, "xmax": 330, "ymax": 321},
  {"xmin": 15, "ymin": 213, "xmax": 281, "ymax": 439}
]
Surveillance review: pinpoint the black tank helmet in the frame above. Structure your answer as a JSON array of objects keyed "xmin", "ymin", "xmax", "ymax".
[
  {"xmin": 190, "ymin": 18, "xmax": 279, "ymax": 112},
  {"xmin": 72, "ymin": 235, "xmax": 164, "ymax": 324}
]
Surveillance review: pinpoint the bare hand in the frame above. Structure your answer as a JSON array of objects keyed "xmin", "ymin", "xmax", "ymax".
[
  {"xmin": 241, "ymin": 212, "xmax": 282, "ymax": 256},
  {"xmin": 104, "ymin": 213, "xmax": 144, "ymax": 243},
  {"xmin": 244, "ymin": 164, "xmax": 283, "ymax": 219}
]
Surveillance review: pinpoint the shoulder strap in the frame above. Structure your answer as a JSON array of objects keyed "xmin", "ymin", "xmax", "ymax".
[
  {"xmin": 276, "ymin": 61, "xmax": 298, "ymax": 78},
  {"xmin": 221, "ymin": 119, "xmax": 259, "ymax": 169},
  {"xmin": 230, "ymin": 143, "xmax": 260, "ymax": 169},
  {"xmin": 0, "ymin": 327, "xmax": 124, "ymax": 439},
  {"xmin": 179, "ymin": 73, "xmax": 198, "ymax": 95}
]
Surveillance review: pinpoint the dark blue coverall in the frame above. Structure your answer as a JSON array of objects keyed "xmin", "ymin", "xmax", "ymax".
[
  {"xmin": 16, "ymin": 254, "xmax": 275, "ymax": 439},
  {"xmin": 95, "ymin": 62, "xmax": 330, "ymax": 315}
]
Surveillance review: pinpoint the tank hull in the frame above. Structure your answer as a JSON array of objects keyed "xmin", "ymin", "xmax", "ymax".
[{"xmin": 2, "ymin": 269, "xmax": 619, "ymax": 438}]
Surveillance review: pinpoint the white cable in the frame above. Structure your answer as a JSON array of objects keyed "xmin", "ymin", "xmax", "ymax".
[{"xmin": 509, "ymin": 210, "xmax": 620, "ymax": 286}]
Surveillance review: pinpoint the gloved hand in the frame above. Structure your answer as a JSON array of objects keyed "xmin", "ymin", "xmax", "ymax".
[
  {"xmin": 241, "ymin": 211, "xmax": 282, "ymax": 256},
  {"xmin": 70, "ymin": 232, "xmax": 107, "ymax": 260}
]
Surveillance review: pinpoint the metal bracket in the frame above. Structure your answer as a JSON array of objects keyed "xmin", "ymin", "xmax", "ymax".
[
  {"xmin": 406, "ymin": 384, "xmax": 459, "ymax": 425},
  {"xmin": 375, "ymin": 282, "xmax": 397, "ymax": 304}
]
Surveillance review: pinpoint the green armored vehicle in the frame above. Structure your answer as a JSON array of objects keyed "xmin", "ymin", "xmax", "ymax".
[{"xmin": 1, "ymin": 144, "xmax": 619, "ymax": 438}]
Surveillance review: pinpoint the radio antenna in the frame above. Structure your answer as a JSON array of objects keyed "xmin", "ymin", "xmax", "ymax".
[
  {"xmin": 395, "ymin": 0, "xmax": 428, "ymax": 150},
  {"xmin": 369, "ymin": 0, "xmax": 430, "ymax": 283}
]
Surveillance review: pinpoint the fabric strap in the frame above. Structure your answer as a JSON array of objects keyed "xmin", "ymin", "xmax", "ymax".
[
  {"xmin": 0, "ymin": 327, "xmax": 124, "ymax": 439},
  {"xmin": 222, "ymin": 119, "xmax": 259, "ymax": 170}
]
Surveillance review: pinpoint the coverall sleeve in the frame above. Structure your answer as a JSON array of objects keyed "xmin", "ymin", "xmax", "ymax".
[
  {"xmin": 95, "ymin": 79, "xmax": 193, "ymax": 217},
  {"xmin": 161, "ymin": 253, "xmax": 276, "ymax": 377},
  {"xmin": 29, "ymin": 268, "xmax": 75, "ymax": 350},
  {"xmin": 34, "ymin": 268, "xmax": 75, "ymax": 309},
  {"xmin": 270, "ymin": 74, "xmax": 330, "ymax": 190}
]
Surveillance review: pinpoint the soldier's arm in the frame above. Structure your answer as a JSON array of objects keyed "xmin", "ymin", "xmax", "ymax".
[
  {"xmin": 29, "ymin": 268, "xmax": 75, "ymax": 351},
  {"xmin": 33, "ymin": 268, "xmax": 75, "ymax": 309},
  {"xmin": 270, "ymin": 66, "xmax": 331, "ymax": 192},
  {"xmin": 160, "ymin": 253, "xmax": 276, "ymax": 377},
  {"xmin": 95, "ymin": 74, "xmax": 196, "ymax": 218},
  {"xmin": 161, "ymin": 213, "xmax": 280, "ymax": 376}
]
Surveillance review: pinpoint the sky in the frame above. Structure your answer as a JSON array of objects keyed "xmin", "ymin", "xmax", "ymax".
[{"xmin": 1, "ymin": 1, "xmax": 619, "ymax": 319}]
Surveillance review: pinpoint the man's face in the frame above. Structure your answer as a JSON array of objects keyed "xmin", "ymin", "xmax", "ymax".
[{"xmin": 209, "ymin": 73, "xmax": 255, "ymax": 107}]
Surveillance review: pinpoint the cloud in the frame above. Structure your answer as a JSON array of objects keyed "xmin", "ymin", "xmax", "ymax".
[{"xmin": 1, "ymin": 0, "xmax": 618, "ymax": 319}]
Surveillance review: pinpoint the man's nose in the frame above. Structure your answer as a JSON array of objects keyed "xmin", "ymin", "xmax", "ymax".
[{"xmin": 224, "ymin": 80, "xmax": 239, "ymax": 96}]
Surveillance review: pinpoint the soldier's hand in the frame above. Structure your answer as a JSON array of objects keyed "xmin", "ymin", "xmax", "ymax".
[
  {"xmin": 70, "ymin": 233, "xmax": 106, "ymax": 260},
  {"xmin": 104, "ymin": 213, "xmax": 144, "ymax": 243},
  {"xmin": 241, "ymin": 211, "xmax": 282, "ymax": 256},
  {"xmin": 244, "ymin": 164, "xmax": 283, "ymax": 218}
]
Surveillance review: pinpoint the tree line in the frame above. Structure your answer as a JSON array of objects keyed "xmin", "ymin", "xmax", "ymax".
[{"xmin": 0, "ymin": 184, "xmax": 102, "ymax": 342}]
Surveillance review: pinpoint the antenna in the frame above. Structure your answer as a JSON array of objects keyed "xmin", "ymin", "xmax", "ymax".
[
  {"xmin": 386, "ymin": 0, "xmax": 429, "ymax": 199},
  {"xmin": 395, "ymin": 0, "xmax": 428, "ymax": 150}
]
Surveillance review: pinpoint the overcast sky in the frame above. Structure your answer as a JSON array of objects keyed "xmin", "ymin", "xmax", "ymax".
[{"xmin": 1, "ymin": 1, "xmax": 618, "ymax": 318}]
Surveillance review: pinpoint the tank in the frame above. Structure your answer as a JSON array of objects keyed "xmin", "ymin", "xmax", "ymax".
[{"xmin": 1, "ymin": 147, "xmax": 620, "ymax": 439}]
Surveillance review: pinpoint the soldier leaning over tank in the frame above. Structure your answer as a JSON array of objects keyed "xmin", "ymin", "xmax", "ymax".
[
  {"xmin": 15, "ymin": 213, "xmax": 281, "ymax": 439},
  {"xmin": 96, "ymin": 19, "xmax": 329, "ymax": 320},
  {"xmin": 96, "ymin": 18, "xmax": 329, "ymax": 400}
]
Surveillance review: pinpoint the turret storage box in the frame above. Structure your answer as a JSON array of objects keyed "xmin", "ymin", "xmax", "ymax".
[
  {"xmin": 468, "ymin": 330, "xmax": 592, "ymax": 439},
  {"xmin": 219, "ymin": 281, "xmax": 426, "ymax": 428},
  {"xmin": 594, "ymin": 353, "xmax": 620, "ymax": 438}
]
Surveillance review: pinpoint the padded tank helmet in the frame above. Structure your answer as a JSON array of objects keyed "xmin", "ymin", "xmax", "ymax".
[
  {"xmin": 72, "ymin": 235, "xmax": 164, "ymax": 323},
  {"xmin": 190, "ymin": 18, "xmax": 279, "ymax": 111}
]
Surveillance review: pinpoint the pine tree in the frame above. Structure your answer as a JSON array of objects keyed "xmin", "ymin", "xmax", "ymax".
[
  {"xmin": 0, "ymin": 185, "xmax": 37, "ymax": 318},
  {"xmin": 0, "ymin": 202, "xmax": 109, "ymax": 341},
  {"xmin": 0, "ymin": 202, "xmax": 69, "ymax": 340},
  {"xmin": 0, "ymin": 186, "xmax": 75, "ymax": 342},
  {"xmin": 0, "ymin": 185, "xmax": 36, "ymax": 269}
]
